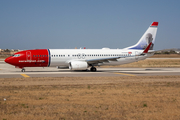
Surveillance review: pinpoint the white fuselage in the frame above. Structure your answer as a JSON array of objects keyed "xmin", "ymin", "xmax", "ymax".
[{"xmin": 49, "ymin": 49, "xmax": 154, "ymax": 67}]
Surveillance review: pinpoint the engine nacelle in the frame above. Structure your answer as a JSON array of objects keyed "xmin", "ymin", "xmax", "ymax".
[{"xmin": 69, "ymin": 61, "xmax": 88, "ymax": 70}]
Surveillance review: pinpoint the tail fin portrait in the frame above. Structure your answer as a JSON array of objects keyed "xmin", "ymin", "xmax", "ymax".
[{"xmin": 125, "ymin": 22, "xmax": 158, "ymax": 50}]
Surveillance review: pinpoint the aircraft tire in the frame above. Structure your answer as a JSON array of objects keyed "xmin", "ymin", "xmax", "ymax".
[
  {"xmin": 21, "ymin": 69, "xmax": 25, "ymax": 72},
  {"xmin": 90, "ymin": 67, "xmax": 97, "ymax": 72}
]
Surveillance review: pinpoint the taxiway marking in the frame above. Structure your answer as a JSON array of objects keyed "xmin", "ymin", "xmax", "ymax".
[
  {"xmin": 21, "ymin": 74, "xmax": 30, "ymax": 78},
  {"xmin": 115, "ymin": 72, "xmax": 136, "ymax": 76}
]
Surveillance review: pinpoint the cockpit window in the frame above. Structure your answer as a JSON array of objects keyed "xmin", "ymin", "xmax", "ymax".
[{"xmin": 12, "ymin": 54, "xmax": 21, "ymax": 57}]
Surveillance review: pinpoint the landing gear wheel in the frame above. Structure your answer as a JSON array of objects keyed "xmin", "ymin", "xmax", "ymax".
[
  {"xmin": 21, "ymin": 68, "xmax": 25, "ymax": 72},
  {"xmin": 90, "ymin": 67, "xmax": 97, "ymax": 72}
]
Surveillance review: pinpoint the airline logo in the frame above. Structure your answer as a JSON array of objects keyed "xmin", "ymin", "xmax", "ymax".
[{"xmin": 128, "ymin": 52, "xmax": 132, "ymax": 54}]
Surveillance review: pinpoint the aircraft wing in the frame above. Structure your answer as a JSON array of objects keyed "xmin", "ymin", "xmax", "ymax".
[
  {"xmin": 86, "ymin": 55, "xmax": 137, "ymax": 64},
  {"xmin": 86, "ymin": 57, "xmax": 121, "ymax": 64},
  {"xmin": 87, "ymin": 42, "xmax": 153, "ymax": 65}
]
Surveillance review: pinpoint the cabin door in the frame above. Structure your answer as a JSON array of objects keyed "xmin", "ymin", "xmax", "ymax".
[
  {"xmin": 26, "ymin": 51, "xmax": 31, "ymax": 62},
  {"xmin": 135, "ymin": 51, "xmax": 138, "ymax": 60}
]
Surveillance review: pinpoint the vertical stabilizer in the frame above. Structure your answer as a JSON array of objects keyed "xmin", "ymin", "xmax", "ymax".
[{"xmin": 125, "ymin": 22, "xmax": 158, "ymax": 50}]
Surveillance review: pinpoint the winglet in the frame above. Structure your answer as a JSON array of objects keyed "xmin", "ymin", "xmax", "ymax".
[{"xmin": 142, "ymin": 42, "xmax": 152, "ymax": 54}]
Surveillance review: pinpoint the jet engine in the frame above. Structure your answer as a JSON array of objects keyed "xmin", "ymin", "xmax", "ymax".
[{"xmin": 69, "ymin": 61, "xmax": 88, "ymax": 70}]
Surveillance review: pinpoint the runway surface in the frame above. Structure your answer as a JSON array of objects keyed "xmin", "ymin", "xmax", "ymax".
[{"xmin": 0, "ymin": 60, "xmax": 180, "ymax": 78}]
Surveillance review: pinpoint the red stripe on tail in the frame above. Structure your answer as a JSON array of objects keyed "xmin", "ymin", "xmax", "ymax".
[
  {"xmin": 151, "ymin": 22, "xmax": 158, "ymax": 26},
  {"xmin": 143, "ymin": 42, "xmax": 152, "ymax": 53}
]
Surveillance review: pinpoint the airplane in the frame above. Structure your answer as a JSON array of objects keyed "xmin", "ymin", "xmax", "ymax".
[{"xmin": 5, "ymin": 22, "xmax": 158, "ymax": 72}]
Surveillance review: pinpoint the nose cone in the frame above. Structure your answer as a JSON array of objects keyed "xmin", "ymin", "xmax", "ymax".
[
  {"xmin": 5, "ymin": 57, "xmax": 9, "ymax": 63},
  {"xmin": 5, "ymin": 57, "xmax": 14, "ymax": 65}
]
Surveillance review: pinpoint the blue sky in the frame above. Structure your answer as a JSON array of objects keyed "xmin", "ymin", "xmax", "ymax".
[{"xmin": 0, "ymin": 0, "xmax": 180, "ymax": 50}]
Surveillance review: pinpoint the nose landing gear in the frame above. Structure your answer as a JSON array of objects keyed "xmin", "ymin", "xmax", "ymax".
[
  {"xmin": 21, "ymin": 68, "xmax": 25, "ymax": 72},
  {"xmin": 15, "ymin": 66, "xmax": 26, "ymax": 72}
]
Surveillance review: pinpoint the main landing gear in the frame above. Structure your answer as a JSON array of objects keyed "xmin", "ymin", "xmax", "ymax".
[
  {"xmin": 90, "ymin": 66, "xmax": 97, "ymax": 72},
  {"xmin": 21, "ymin": 68, "xmax": 25, "ymax": 72}
]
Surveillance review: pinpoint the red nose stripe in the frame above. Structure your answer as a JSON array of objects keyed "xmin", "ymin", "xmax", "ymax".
[{"xmin": 4, "ymin": 49, "xmax": 49, "ymax": 68}]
